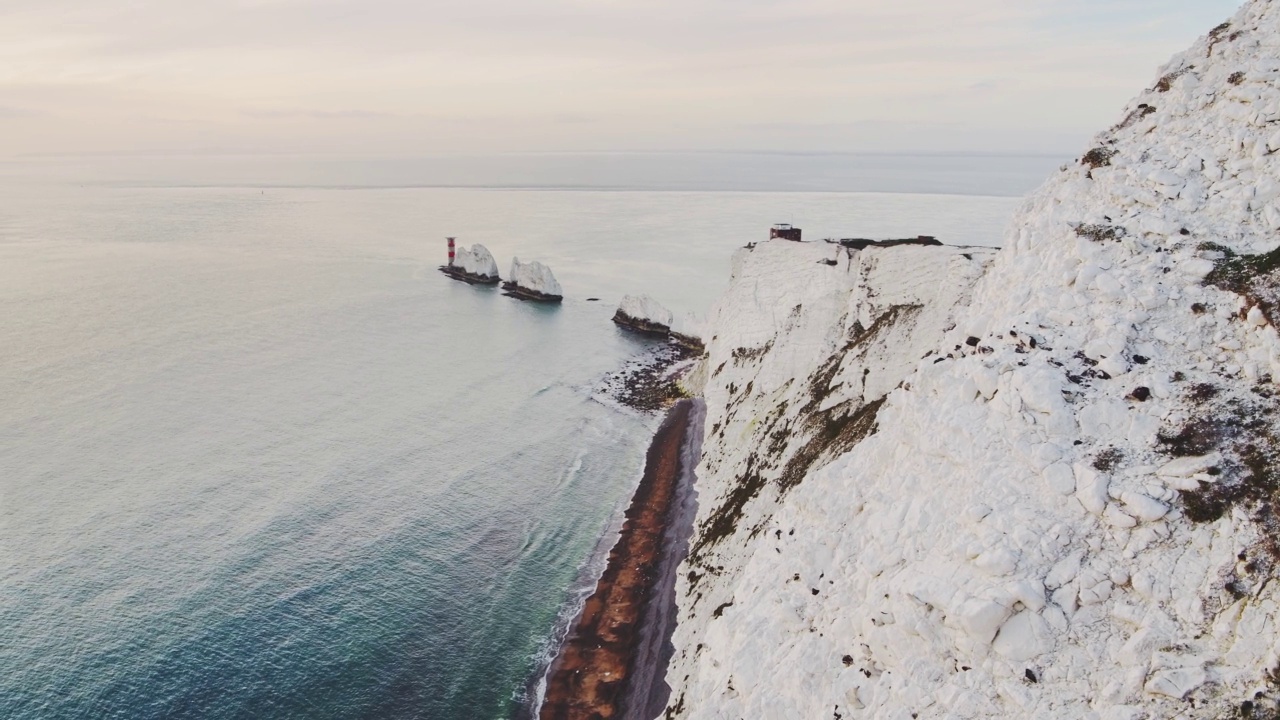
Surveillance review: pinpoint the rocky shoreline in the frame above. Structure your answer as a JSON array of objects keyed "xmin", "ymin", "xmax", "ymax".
[
  {"xmin": 599, "ymin": 343, "xmax": 697, "ymax": 413},
  {"xmin": 612, "ymin": 310, "xmax": 670, "ymax": 337},
  {"xmin": 502, "ymin": 281, "xmax": 564, "ymax": 303},
  {"xmin": 667, "ymin": 331, "xmax": 704, "ymax": 355},
  {"xmin": 438, "ymin": 265, "xmax": 499, "ymax": 285},
  {"xmin": 538, "ymin": 399, "xmax": 698, "ymax": 720}
]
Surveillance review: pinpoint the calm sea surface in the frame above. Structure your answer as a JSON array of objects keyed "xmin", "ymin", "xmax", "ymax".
[{"xmin": 0, "ymin": 154, "xmax": 1045, "ymax": 718}]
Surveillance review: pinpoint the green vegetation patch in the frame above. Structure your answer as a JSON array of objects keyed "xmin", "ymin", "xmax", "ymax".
[
  {"xmin": 1076, "ymin": 224, "xmax": 1127, "ymax": 243},
  {"xmin": 1154, "ymin": 66, "xmax": 1194, "ymax": 92},
  {"xmin": 691, "ymin": 306, "xmax": 920, "ymax": 556},
  {"xmin": 692, "ymin": 454, "xmax": 767, "ymax": 558},
  {"xmin": 1159, "ymin": 391, "xmax": 1280, "ymax": 539},
  {"xmin": 1081, "ymin": 147, "xmax": 1117, "ymax": 169},
  {"xmin": 1203, "ymin": 243, "xmax": 1280, "ymax": 325}
]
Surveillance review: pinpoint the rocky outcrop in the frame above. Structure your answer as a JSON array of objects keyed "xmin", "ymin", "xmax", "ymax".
[
  {"xmin": 836, "ymin": 235, "xmax": 943, "ymax": 251},
  {"xmin": 504, "ymin": 258, "xmax": 564, "ymax": 302},
  {"xmin": 670, "ymin": 313, "xmax": 707, "ymax": 354},
  {"xmin": 440, "ymin": 243, "xmax": 500, "ymax": 284},
  {"xmin": 613, "ymin": 296, "xmax": 708, "ymax": 355},
  {"xmin": 666, "ymin": 3, "xmax": 1280, "ymax": 717},
  {"xmin": 613, "ymin": 295, "xmax": 675, "ymax": 336}
]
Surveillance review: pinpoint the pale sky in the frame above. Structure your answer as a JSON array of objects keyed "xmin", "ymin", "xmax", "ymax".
[{"xmin": 0, "ymin": 0, "xmax": 1245, "ymax": 158}]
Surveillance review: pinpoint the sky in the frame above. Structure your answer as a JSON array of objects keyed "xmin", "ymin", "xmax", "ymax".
[{"xmin": 0, "ymin": 0, "xmax": 1246, "ymax": 158}]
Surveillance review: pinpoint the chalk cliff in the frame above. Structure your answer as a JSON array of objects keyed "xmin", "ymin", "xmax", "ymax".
[
  {"xmin": 667, "ymin": 3, "xmax": 1280, "ymax": 717},
  {"xmin": 507, "ymin": 258, "xmax": 564, "ymax": 301},
  {"xmin": 448, "ymin": 243, "xmax": 500, "ymax": 283}
]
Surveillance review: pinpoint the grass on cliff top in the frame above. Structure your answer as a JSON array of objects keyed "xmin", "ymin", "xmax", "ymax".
[{"xmin": 1203, "ymin": 242, "xmax": 1280, "ymax": 293}]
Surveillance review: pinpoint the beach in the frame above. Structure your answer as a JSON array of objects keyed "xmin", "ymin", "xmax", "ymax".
[{"xmin": 538, "ymin": 398, "xmax": 703, "ymax": 720}]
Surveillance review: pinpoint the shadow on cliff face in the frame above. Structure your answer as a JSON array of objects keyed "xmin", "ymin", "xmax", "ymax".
[
  {"xmin": 1146, "ymin": 250, "xmax": 1280, "ymax": 611},
  {"xmin": 1158, "ymin": 395, "xmax": 1280, "ymax": 529},
  {"xmin": 1171, "ymin": 246, "xmax": 1280, "ymax": 534},
  {"xmin": 601, "ymin": 343, "xmax": 697, "ymax": 413},
  {"xmin": 688, "ymin": 305, "xmax": 920, "ymax": 573},
  {"xmin": 1204, "ymin": 242, "xmax": 1280, "ymax": 327}
]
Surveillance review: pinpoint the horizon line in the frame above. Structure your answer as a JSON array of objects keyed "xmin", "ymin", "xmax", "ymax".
[{"xmin": 3, "ymin": 149, "xmax": 1077, "ymax": 161}]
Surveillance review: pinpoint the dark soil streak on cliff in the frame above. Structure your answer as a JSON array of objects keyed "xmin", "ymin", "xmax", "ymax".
[{"xmin": 539, "ymin": 399, "xmax": 696, "ymax": 720}]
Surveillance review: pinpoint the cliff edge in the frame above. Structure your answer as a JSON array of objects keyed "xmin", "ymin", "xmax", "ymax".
[{"xmin": 667, "ymin": 2, "xmax": 1280, "ymax": 717}]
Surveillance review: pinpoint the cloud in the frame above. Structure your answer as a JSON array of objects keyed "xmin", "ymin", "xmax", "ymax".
[
  {"xmin": 0, "ymin": 0, "xmax": 1247, "ymax": 156},
  {"xmin": 0, "ymin": 105, "xmax": 36, "ymax": 118},
  {"xmin": 552, "ymin": 113, "xmax": 598, "ymax": 125},
  {"xmin": 240, "ymin": 108, "xmax": 395, "ymax": 120}
]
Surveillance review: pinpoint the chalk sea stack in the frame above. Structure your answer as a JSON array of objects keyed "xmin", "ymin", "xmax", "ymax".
[
  {"xmin": 670, "ymin": 312, "xmax": 707, "ymax": 354},
  {"xmin": 439, "ymin": 243, "xmax": 500, "ymax": 285},
  {"xmin": 502, "ymin": 257, "xmax": 563, "ymax": 302},
  {"xmin": 612, "ymin": 294, "xmax": 673, "ymax": 336}
]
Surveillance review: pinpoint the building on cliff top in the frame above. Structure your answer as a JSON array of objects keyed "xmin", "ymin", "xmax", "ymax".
[{"xmin": 770, "ymin": 223, "xmax": 802, "ymax": 241}]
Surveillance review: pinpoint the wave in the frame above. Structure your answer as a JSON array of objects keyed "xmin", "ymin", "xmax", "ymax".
[{"xmin": 513, "ymin": 481, "xmax": 634, "ymax": 719}]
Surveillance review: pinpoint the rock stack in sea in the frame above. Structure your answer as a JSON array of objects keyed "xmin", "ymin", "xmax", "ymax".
[
  {"xmin": 613, "ymin": 295, "xmax": 707, "ymax": 353},
  {"xmin": 612, "ymin": 294, "xmax": 674, "ymax": 336},
  {"xmin": 670, "ymin": 313, "xmax": 707, "ymax": 353},
  {"xmin": 503, "ymin": 258, "xmax": 564, "ymax": 302},
  {"xmin": 440, "ymin": 243, "xmax": 500, "ymax": 284}
]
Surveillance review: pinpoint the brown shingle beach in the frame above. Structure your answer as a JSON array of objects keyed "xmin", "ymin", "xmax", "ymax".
[{"xmin": 539, "ymin": 399, "xmax": 693, "ymax": 720}]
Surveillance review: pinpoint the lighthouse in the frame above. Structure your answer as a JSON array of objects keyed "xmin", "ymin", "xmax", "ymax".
[{"xmin": 447, "ymin": 237, "xmax": 456, "ymax": 266}]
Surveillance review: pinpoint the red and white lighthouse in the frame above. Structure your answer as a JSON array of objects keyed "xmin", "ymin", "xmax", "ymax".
[{"xmin": 447, "ymin": 237, "xmax": 456, "ymax": 266}]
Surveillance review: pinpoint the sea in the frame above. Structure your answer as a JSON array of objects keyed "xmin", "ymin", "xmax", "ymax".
[{"xmin": 0, "ymin": 152, "xmax": 1062, "ymax": 719}]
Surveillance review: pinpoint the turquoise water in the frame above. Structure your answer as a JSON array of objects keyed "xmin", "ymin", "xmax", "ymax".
[{"xmin": 0, "ymin": 163, "xmax": 1029, "ymax": 719}]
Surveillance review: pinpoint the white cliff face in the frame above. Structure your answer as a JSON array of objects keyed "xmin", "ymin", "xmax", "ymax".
[
  {"xmin": 454, "ymin": 243, "xmax": 499, "ymax": 279},
  {"xmin": 665, "ymin": 238, "xmax": 995, "ymax": 713},
  {"xmin": 509, "ymin": 257, "xmax": 564, "ymax": 298},
  {"xmin": 667, "ymin": 3, "xmax": 1280, "ymax": 718},
  {"xmin": 618, "ymin": 295, "xmax": 674, "ymax": 329}
]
